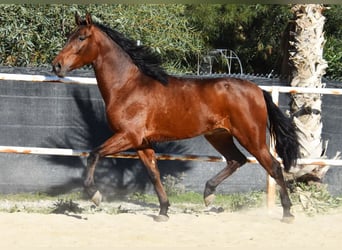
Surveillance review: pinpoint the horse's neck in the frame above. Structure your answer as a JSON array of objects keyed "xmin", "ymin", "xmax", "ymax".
[{"xmin": 92, "ymin": 39, "xmax": 139, "ymax": 104}]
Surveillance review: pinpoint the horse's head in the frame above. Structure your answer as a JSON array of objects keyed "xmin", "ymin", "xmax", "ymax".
[{"xmin": 52, "ymin": 13, "xmax": 98, "ymax": 77}]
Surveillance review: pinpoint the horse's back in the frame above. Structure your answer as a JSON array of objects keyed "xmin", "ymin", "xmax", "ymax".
[
  {"xmin": 144, "ymin": 76, "xmax": 266, "ymax": 141},
  {"xmin": 166, "ymin": 76, "xmax": 265, "ymax": 113},
  {"xmin": 169, "ymin": 76, "xmax": 262, "ymax": 96}
]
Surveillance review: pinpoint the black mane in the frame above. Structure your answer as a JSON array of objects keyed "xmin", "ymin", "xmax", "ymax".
[{"xmin": 92, "ymin": 22, "xmax": 169, "ymax": 85}]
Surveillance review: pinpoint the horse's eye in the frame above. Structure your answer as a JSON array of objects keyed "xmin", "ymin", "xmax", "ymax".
[{"xmin": 79, "ymin": 35, "xmax": 86, "ymax": 41}]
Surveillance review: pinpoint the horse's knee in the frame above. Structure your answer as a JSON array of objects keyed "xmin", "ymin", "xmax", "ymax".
[
  {"xmin": 84, "ymin": 151, "xmax": 100, "ymax": 188},
  {"xmin": 87, "ymin": 151, "xmax": 100, "ymax": 165}
]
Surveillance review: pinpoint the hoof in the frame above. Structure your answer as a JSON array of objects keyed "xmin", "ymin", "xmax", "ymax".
[
  {"xmin": 207, "ymin": 206, "xmax": 224, "ymax": 213},
  {"xmin": 91, "ymin": 190, "xmax": 102, "ymax": 206},
  {"xmin": 204, "ymin": 194, "xmax": 216, "ymax": 207},
  {"xmin": 281, "ymin": 215, "xmax": 295, "ymax": 224},
  {"xmin": 153, "ymin": 214, "xmax": 169, "ymax": 222}
]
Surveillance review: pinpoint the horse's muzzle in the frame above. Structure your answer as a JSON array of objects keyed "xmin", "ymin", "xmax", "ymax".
[{"xmin": 52, "ymin": 61, "xmax": 66, "ymax": 77}]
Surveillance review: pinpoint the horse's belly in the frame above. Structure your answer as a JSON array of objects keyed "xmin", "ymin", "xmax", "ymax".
[{"xmin": 146, "ymin": 113, "xmax": 221, "ymax": 142}]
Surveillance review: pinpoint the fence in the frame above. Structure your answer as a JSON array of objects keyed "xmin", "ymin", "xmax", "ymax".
[{"xmin": 1, "ymin": 72, "xmax": 342, "ymax": 206}]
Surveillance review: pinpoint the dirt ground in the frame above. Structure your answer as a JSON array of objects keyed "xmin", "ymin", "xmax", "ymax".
[{"xmin": 1, "ymin": 203, "xmax": 342, "ymax": 250}]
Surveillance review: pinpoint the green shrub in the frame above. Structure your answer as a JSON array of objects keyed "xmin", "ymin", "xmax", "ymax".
[
  {"xmin": 0, "ymin": 4, "xmax": 204, "ymax": 73},
  {"xmin": 324, "ymin": 37, "xmax": 342, "ymax": 81},
  {"xmin": 290, "ymin": 182, "xmax": 342, "ymax": 216},
  {"xmin": 1, "ymin": 4, "xmax": 341, "ymax": 78}
]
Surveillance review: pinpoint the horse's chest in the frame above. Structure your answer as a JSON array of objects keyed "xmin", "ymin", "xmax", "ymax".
[{"xmin": 105, "ymin": 102, "xmax": 147, "ymax": 128}]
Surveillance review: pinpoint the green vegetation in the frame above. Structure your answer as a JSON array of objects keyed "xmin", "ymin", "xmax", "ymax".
[
  {"xmin": 0, "ymin": 4, "xmax": 204, "ymax": 74},
  {"xmin": 324, "ymin": 5, "xmax": 342, "ymax": 81},
  {"xmin": 128, "ymin": 190, "xmax": 264, "ymax": 211},
  {"xmin": 0, "ymin": 173, "xmax": 341, "ymax": 216},
  {"xmin": 0, "ymin": 183, "xmax": 341, "ymax": 216},
  {"xmin": 0, "ymin": 4, "xmax": 341, "ymax": 79},
  {"xmin": 0, "ymin": 192, "xmax": 84, "ymax": 213},
  {"xmin": 0, "ymin": 191, "xmax": 83, "ymax": 202},
  {"xmin": 186, "ymin": 4, "xmax": 292, "ymax": 74},
  {"xmin": 289, "ymin": 183, "xmax": 342, "ymax": 216}
]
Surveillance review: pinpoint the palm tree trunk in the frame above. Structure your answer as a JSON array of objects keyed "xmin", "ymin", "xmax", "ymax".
[{"xmin": 288, "ymin": 4, "xmax": 329, "ymax": 182}]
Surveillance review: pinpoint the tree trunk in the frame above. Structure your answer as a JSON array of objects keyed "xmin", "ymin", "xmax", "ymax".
[{"xmin": 287, "ymin": 4, "xmax": 330, "ymax": 183}]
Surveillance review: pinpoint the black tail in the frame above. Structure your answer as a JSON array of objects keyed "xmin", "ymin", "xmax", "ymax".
[{"xmin": 263, "ymin": 90, "xmax": 299, "ymax": 172}]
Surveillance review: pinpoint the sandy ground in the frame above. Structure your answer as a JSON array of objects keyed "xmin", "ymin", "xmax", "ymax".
[{"xmin": 1, "ymin": 204, "xmax": 342, "ymax": 250}]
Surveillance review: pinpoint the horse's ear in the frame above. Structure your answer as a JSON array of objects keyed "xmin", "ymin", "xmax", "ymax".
[
  {"xmin": 75, "ymin": 12, "xmax": 82, "ymax": 26},
  {"xmin": 85, "ymin": 13, "xmax": 93, "ymax": 26}
]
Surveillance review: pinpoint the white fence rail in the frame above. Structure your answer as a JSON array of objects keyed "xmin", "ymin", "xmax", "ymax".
[
  {"xmin": 2, "ymin": 72, "xmax": 342, "ymax": 94},
  {"xmin": 1, "ymin": 73, "xmax": 342, "ymax": 164},
  {"xmin": 1, "ymin": 145, "xmax": 342, "ymax": 166},
  {"xmin": 0, "ymin": 73, "xmax": 97, "ymax": 85},
  {"xmin": 1, "ymin": 73, "xmax": 342, "ymax": 206}
]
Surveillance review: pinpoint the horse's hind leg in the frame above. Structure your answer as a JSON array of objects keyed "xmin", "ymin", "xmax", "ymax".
[
  {"xmin": 137, "ymin": 147, "xmax": 170, "ymax": 222},
  {"xmin": 204, "ymin": 131, "xmax": 247, "ymax": 206},
  {"xmin": 268, "ymin": 156, "xmax": 294, "ymax": 222},
  {"xmin": 254, "ymin": 148, "xmax": 294, "ymax": 222},
  {"xmin": 233, "ymin": 131, "xmax": 294, "ymax": 222}
]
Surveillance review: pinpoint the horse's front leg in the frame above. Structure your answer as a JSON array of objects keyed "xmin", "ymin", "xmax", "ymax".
[
  {"xmin": 83, "ymin": 132, "xmax": 135, "ymax": 206},
  {"xmin": 84, "ymin": 150, "xmax": 102, "ymax": 206},
  {"xmin": 137, "ymin": 148, "xmax": 170, "ymax": 222}
]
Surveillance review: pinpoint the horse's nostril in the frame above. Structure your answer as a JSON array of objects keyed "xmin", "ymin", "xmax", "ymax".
[{"xmin": 52, "ymin": 62, "xmax": 61, "ymax": 73}]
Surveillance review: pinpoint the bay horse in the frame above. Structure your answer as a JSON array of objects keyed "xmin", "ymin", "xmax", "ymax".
[{"xmin": 52, "ymin": 13, "xmax": 299, "ymax": 222}]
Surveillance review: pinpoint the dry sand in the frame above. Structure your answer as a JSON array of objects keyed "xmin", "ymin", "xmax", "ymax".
[{"xmin": 0, "ymin": 204, "xmax": 341, "ymax": 249}]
